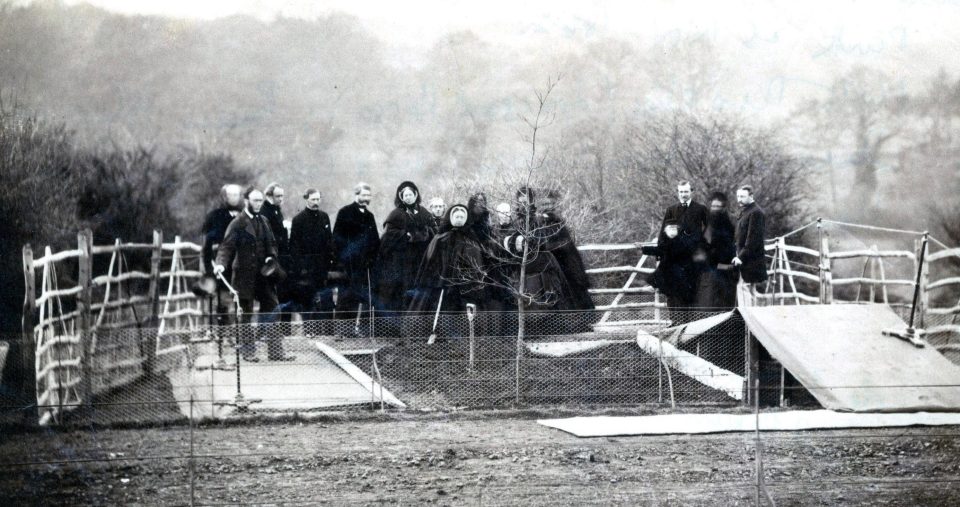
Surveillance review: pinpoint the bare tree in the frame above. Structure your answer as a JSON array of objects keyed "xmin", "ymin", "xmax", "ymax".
[{"xmin": 797, "ymin": 66, "xmax": 908, "ymax": 214}]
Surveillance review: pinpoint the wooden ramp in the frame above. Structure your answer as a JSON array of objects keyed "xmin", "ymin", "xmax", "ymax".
[
  {"xmin": 741, "ymin": 304, "xmax": 960, "ymax": 412},
  {"xmin": 169, "ymin": 337, "xmax": 404, "ymax": 419}
]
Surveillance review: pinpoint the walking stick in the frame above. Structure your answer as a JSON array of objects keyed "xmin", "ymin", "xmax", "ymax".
[
  {"xmin": 367, "ymin": 268, "xmax": 374, "ymax": 336},
  {"xmin": 428, "ymin": 289, "xmax": 445, "ymax": 345},
  {"xmin": 466, "ymin": 303, "xmax": 477, "ymax": 371},
  {"xmin": 214, "ymin": 271, "xmax": 260, "ymax": 411},
  {"xmin": 355, "ymin": 302, "xmax": 363, "ymax": 336}
]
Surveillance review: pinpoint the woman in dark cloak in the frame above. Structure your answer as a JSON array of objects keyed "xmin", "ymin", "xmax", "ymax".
[
  {"xmin": 375, "ymin": 181, "xmax": 435, "ymax": 315},
  {"xmin": 694, "ymin": 191, "xmax": 738, "ymax": 310},
  {"xmin": 535, "ymin": 190, "xmax": 595, "ymax": 312},
  {"xmin": 467, "ymin": 192, "xmax": 493, "ymax": 244},
  {"xmin": 407, "ymin": 204, "xmax": 487, "ymax": 316}
]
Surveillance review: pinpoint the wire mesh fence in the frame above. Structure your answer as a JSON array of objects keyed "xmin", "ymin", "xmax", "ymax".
[
  {"xmin": 1, "ymin": 308, "xmax": 756, "ymax": 428},
  {"xmin": 3, "ymin": 308, "xmax": 960, "ymax": 505}
]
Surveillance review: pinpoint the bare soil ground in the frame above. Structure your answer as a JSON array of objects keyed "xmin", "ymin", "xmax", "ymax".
[{"xmin": 3, "ymin": 410, "xmax": 960, "ymax": 506}]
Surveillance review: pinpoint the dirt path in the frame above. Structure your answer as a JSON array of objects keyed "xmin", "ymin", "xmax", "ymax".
[{"xmin": 3, "ymin": 414, "xmax": 960, "ymax": 505}]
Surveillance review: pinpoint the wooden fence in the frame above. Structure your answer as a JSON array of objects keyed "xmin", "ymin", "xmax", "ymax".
[{"xmin": 21, "ymin": 230, "xmax": 204, "ymax": 425}]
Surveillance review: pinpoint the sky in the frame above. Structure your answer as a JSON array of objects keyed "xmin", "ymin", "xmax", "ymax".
[{"xmin": 54, "ymin": 0, "xmax": 960, "ymax": 53}]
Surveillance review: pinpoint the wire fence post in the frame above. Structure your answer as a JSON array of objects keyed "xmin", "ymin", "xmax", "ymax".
[
  {"xmin": 754, "ymin": 378, "xmax": 761, "ymax": 507},
  {"xmin": 189, "ymin": 394, "xmax": 196, "ymax": 507}
]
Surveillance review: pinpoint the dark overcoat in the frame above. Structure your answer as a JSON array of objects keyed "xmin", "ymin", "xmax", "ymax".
[
  {"xmin": 646, "ymin": 201, "xmax": 709, "ymax": 301},
  {"xmin": 201, "ymin": 207, "xmax": 238, "ymax": 275},
  {"xmin": 333, "ymin": 202, "xmax": 380, "ymax": 276},
  {"xmin": 536, "ymin": 212, "xmax": 595, "ymax": 311},
  {"xmin": 735, "ymin": 202, "xmax": 768, "ymax": 284},
  {"xmin": 407, "ymin": 221, "xmax": 486, "ymax": 314},
  {"xmin": 261, "ymin": 200, "xmax": 289, "ymax": 256},
  {"xmin": 289, "ymin": 207, "xmax": 334, "ymax": 289},
  {"xmin": 376, "ymin": 205, "xmax": 435, "ymax": 311},
  {"xmin": 695, "ymin": 212, "xmax": 738, "ymax": 309},
  {"xmin": 216, "ymin": 211, "xmax": 278, "ymax": 299}
]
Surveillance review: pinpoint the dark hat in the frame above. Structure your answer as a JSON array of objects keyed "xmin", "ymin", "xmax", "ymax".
[
  {"xmin": 191, "ymin": 274, "xmax": 217, "ymax": 297},
  {"xmin": 261, "ymin": 257, "xmax": 287, "ymax": 281}
]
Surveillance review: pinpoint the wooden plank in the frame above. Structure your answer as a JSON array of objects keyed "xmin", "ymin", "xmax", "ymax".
[
  {"xmin": 637, "ymin": 330, "xmax": 743, "ymax": 401},
  {"xmin": 31, "ymin": 249, "xmax": 83, "ymax": 268},
  {"xmin": 34, "ymin": 286, "xmax": 83, "ymax": 307},
  {"xmin": 927, "ymin": 277, "xmax": 960, "ymax": 291},
  {"xmin": 159, "ymin": 270, "xmax": 203, "ymax": 279},
  {"xmin": 90, "ymin": 295, "xmax": 151, "ymax": 312},
  {"xmin": 829, "ymin": 250, "xmax": 916, "ymax": 260},
  {"xmin": 831, "ymin": 277, "xmax": 915, "ymax": 287},
  {"xmin": 92, "ymin": 271, "xmax": 153, "ymax": 285},
  {"xmin": 929, "ymin": 305, "xmax": 960, "ymax": 315},
  {"xmin": 160, "ymin": 307, "xmax": 203, "ymax": 319},
  {"xmin": 586, "ymin": 266, "xmax": 655, "ymax": 275},
  {"xmin": 768, "ymin": 268, "xmax": 820, "ymax": 283},
  {"xmin": 161, "ymin": 241, "xmax": 202, "ymax": 252},
  {"xmin": 928, "ymin": 325, "xmax": 960, "ymax": 336},
  {"xmin": 927, "ymin": 247, "xmax": 960, "ymax": 262},
  {"xmin": 589, "ymin": 287, "xmax": 654, "ymax": 294},
  {"xmin": 756, "ymin": 292, "xmax": 820, "ymax": 303}
]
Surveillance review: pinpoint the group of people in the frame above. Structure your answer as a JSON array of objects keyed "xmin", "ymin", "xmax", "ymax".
[
  {"xmin": 198, "ymin": 177, "xmax": 766, "ymax": 360},
  {"xmin": 200, "ymin": 181, "xmax": 595, "ymax": 360},
  {"xmin": 644, "ymin": 181, "xmax": 768, "ymax": 324}
]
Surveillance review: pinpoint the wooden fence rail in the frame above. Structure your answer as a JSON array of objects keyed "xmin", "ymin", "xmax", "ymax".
[{"xmin": 20, "ymin": 229, "xmax": 204, "ymax": 425}]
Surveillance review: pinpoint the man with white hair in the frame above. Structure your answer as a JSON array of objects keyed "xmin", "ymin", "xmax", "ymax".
[
  {"xmin": 201, "ymin": 183, "xmax": 244, "ymax": 324},
  {"xmin": 427, "ymin": 197, "xmax": 446, "ymax": 229}
]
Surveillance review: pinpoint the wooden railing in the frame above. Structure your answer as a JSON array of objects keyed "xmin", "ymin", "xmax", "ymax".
[{"xmin": 21, "ymin": 229, "xmax": 203, "ymax": 425}]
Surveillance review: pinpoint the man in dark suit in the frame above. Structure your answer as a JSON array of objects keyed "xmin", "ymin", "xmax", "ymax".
[
  {"xmin": 201, "ymin": 183, "xmax": 243, "ymax": 325},
  {"xmin": 261, "ymin": 182, "xmax": 289, "ymax": 256},
  {"xmin": 333, "ymin": 182, "xmax": 380, "ymax": 323},
  {"xmin": 733, "ymin": 185, "xmax": 768, "ymax": 306},
  {"xmin": 289, "ymin": 188, "xmax": 336, "ymax": 319},
  {"xmin": 644, "ymin": 180, "xmax": 709, "ymax": 325},
  {"xmin": 214, "ymin": 188, "xmax": 293, "ymax": 361}
]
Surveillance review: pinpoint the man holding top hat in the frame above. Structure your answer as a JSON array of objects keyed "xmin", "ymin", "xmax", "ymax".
[{"xmin": 214, "ymin": 187, "xmax": 294, "ymax": 361}]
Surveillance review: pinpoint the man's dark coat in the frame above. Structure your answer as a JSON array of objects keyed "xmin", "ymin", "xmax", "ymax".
[
  {"xmin": 333, "ymin": 202, "xmax": 380, "ymax": 274},
  {"xmin": 735, "ymin": 202, "xmax": 768, "ymax": 284},
  {"xmin": 646, "ymin": 201, "xmax": 709, "ymax": 301},
  {"xmin": 216, "ymin": 210, "xmax": 278, "ymax": 300},
  {"xmin": 201, "ymin": 207, "xmax": 238, "ymax": 275},
  {"xmin": 289, "ymin": 207, "xmax": 334, "ymax": 291},
  {"xmin": 261, "ymin": 200, "xmax": 289, "ymax": 256}
]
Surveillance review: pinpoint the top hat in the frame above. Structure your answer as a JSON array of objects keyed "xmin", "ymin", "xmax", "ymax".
[
  {"xmin": 260, "ymin": 257, "xmax": 287, "ymax": 281},
  {"xmin": 191, "ymin": 274, "xmax": 217, "ymax": 297}
]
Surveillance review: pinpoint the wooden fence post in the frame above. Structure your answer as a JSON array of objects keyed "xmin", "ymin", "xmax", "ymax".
[
  {"xmin": 819, "ymin": 228, "xmax": 833, "ymax": 304},
  {"xmin": 20, "ymin": 245, "xmax": 38, "ymax": 425},
  {"xmin": 77, "ymin": 230, "xmax": 93, "ymax": 406},
  {"xmin": 145, "ymin": 230, "xmax": 163, "ymax": 375},
  {"xmin": 916, "ymin": 235, "xmax": 930, "ymax": 328}
]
